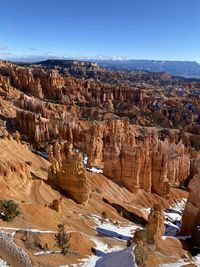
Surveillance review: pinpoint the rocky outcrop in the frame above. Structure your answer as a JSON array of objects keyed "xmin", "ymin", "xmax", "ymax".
[
  {"xmin": 15, "ymin": 94, "xmax": 80, "ymax": 143},
  {"xmin": 0, "ymin": 63, "xmax": 44, "ymax": 98},
  {"xmin": 48, "ymin": 142, "xmax": 90, "ymax": 204},
  {"xmin": 146, "ymin": 204, "xmax": 165, "ymax": 244},
  {"xmin": 0, "ymin": 119, "xmax": 8, "ymax": 137},
  {"xmin": 0, "ymin": 159, "xmax": 31, "ymax": 181},
  {"xmin": 0, "ymin": 61, "xmax": 199, "ymax": 199},
  {"xmin": 84, "ymin": 123, "xmax": 105, "ymax": 168},
  {"xmin": 133, "ymin": 205, "xmax": 165, "ymax": 266},
  {"xmin": 179, "ymin": 169, "xmax": 200, "ymax": 236},
  {"xmin": 1, "ymin": 61, "xmax": 200, "ymax": 134},
  {"xmin": 0, "ymin": 75, "xmax": 10, "ymax": 93},
  {"xmin": 50, "ymin": 198, "xmax": 62, "ymax": 213},
  {"xmin": 13, "ymin": 93, "xmax": 192, "ymax": 198},
  {"xmin": 103, "ymin": 120, "xmax": 190, "ymax": 197}
]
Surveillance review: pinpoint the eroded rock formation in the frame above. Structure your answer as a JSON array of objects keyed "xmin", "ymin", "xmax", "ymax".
[
  {"xmin": 1, "ymin": 60, "xmax": 200, "ymax": 133},
  {"xmin": 133, "ymin": 205, "xmax": 165, "ymax": 266},
  {"xmin": 146, "ymin": 204, "xmax": 165, "ymax": 244},
  {"xmin": 15, "ymin": 94, "xmax": 80, "ymax": 143},
  {"xmin": 179, "ymin": 169, "xmax": 200, "ymax": 236},
  {"xmin": 48, "ymin": 142, "xmax": 90, "ymax": 204},
  {"xmin": 102, "ymin": 119, "xmax": 190, "ymax": 197},
  {"xmin": 0, "ymin": 61, "xmax": 199, "ymax": 199},
  {"xmin": 0, "ymin": 160, "xmax": 31, "ymax": 181}
]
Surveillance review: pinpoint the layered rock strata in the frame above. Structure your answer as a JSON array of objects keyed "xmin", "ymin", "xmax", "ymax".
[
  {"xmin": 1, "ymin": 61, "xmax": 200, "ymax": 132},
  {"xmin": 102, "ymin": 120, "xmax": 190, "ymax": 197}
]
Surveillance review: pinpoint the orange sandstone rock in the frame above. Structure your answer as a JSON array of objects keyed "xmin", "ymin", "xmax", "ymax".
[{"xmin": 48, "ymin": 143, "xmax": 90, "ymax": 204}]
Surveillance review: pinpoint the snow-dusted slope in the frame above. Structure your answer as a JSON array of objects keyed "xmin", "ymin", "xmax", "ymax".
[{"xmin": 95, "ymin": 244, "xmax": 137, "ymax": 267}]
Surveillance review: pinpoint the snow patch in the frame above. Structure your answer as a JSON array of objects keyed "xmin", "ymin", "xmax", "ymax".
[
  {"xmin": 88, "ymin": 214, "xmax": 139, "ymax": 241},
  {"xmin": 158, "ymin": 262, "xmax": 191, "ymax": 267},
  {"xmin": 34, "ymin": 250, "xmax": 61, "ymax": 256},
  {"xmin": 0, "ymin": 259, "xmax": 9, "ymax": 267},
  {"xmin": 90, "ymin": 236, "xmax": 123, "ymax": 255},
  {"xmin": 163, "ymin": 198, "xmax": 187, "ymax": 237},
  {"xmin": 0, "ymin": 227, "xmax": 56, "ymax": 234},
  {"xmin": 81, "ymin": 256, "xmax": 100, "ymax": 267},
  {"xmin": 90, "ymin": 237, "xmax": 109, "ymax": 252},
  {"xmin": 95, "ymin": 244, "xmax": 137, "ymax": 267},
  {"xmin": 68, "ymin": 214, "xmax": 140, "ymax": 267},
  {"xmin": 73, "ymin": 244, "xmax": 137, "ymax": 267},
  {"xmin": 87, "ymin": 167, "xmax": 103, "ymax": 174},
  {"xmin": 83, "ymin": 155, "xmax": 88, "ymax": 165},
  {"xmin": 193, "ymin": 254, "xmax": 200, "ymax": 265}
]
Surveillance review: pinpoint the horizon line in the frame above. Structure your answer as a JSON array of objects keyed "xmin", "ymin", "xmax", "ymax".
[{"xmin": 1, "ymin": 56, "xmax": 200, "ymax": 64}]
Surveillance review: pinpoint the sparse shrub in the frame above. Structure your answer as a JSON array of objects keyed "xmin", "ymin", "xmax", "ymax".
[
  {"xmin": 0, "ymin": 200, "xmax": 20, "ymax": 222},
  {"xmin": 25, "ymin": 239, "xmax": 38, "ymax": 250},
  {"xmin": 55, "ymin": 224, "xmax": 71, "ymax": 256},
  {"xmin": 101, "ymin": 211, "xmax": 108, "ymax": 220},
  {"xmin": 114, "ymin": 221, "xmax": 119, "ymax": 226}
]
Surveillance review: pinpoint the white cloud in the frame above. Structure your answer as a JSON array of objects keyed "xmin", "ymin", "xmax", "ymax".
[
  {"xmin": 0, "ymin": 50, "xmax": 129, "ymax": 63},
  {"xmin": 0, "ymin": 45, "xmax": 8, "ymax": 51}
]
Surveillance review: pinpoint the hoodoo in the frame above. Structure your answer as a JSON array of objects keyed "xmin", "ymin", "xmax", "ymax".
[{"xmin": 0, "ymin": 59, "xmax": 200, "ymax": 266}]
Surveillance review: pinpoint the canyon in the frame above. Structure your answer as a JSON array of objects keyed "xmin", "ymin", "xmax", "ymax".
[{"xmin": 0, "ymin": 60, "xmax": 200, "ymax": 266}]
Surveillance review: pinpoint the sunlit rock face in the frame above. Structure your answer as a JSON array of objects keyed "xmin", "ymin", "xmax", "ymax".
[
  {"xmin": 48, "ymin": 142, "xmax": 90, "ymax": 204},
  {"xmin": 102, "ymin": 119, "xmax": 190, "ymax": 197},
  {"xmin": 15, "ymin": 94, "xmax": 80, "ymax": 143},
  {"xmin": 146, "ymin": 204, "xmax": 165, "ymax": 244},
  {"xmin": 179, "ymin": 169, "xmax": 200, "ymax": 237},
  {"xmin": 0, "ymin": 61, "xmax": 198, "ymax": 200}
]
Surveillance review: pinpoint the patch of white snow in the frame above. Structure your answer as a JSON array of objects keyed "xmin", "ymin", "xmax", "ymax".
[
  {"xmin": 95, "ymin": 244, "xmax": 137, "ymax": 267},
  {"xmin": 0, "ymin": 258, "xmax": 9, "ymax": 267},
  {"xmin": 33, "ymin": 250, "xmax": 61, "ymax": 256},
  {"xmin": 87, "ymin": 167, "xmax": 103, "ymax": 174}
]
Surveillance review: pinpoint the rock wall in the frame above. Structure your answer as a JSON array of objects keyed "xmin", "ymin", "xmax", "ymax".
[
  {"xmin": 0, "ymin": 61, "xmax": 199, "ymax": 199},
  {"xmin": 13, "ymin": 94, "xmax": 193, "ymax": 198},
  {"xmin": 1, "ymin": 61, "xmax": 200, "ymax": 134},
  {"xmin": 15, "ymin": 94, "xmax": 80, "ymax": 143},
  {"xmin": 102, "ymin": 120, "xmax": 190, "ymax": 197}
]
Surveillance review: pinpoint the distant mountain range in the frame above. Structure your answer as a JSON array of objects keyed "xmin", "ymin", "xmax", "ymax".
[
  {"xmin": 16, "ymin": 58, "xmax": 200, "ymax": 79},
  {"xmin": 96, "ymin": 60, "xmax": 200, "ymax": 79}
]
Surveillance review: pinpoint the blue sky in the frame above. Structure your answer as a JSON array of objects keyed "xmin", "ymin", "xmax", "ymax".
[{"xmin": 0, "ymin": 0, "xmax": 200, "ymax": 61}]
